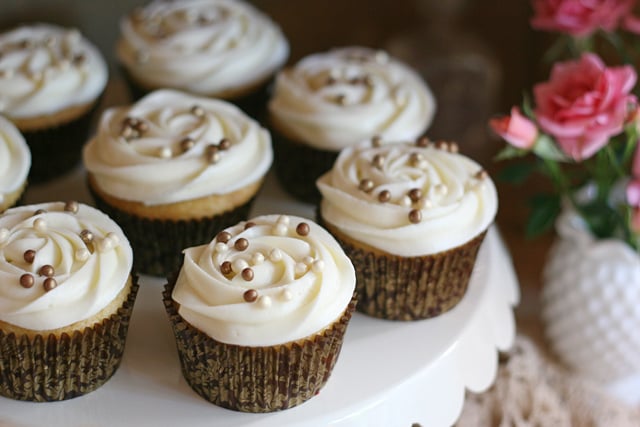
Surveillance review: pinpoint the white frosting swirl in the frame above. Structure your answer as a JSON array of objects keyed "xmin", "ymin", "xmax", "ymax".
[
  {"xmin": 268, "ymin": 47, "xmax": 436, "ymax": 151},
  {"xmin": 317, "ymin": 141, "xmax": 498, "ymax": 256},
  {"xmin": 0, "ymin": 202, "xmax": 133, "ymax": 331},
  {"xmin": 116, "ymin": 0, "xmax": 289, "ymax": 97},
  {"xmin": 0, "ymin": 116, "xmax": 30, "ymax": 205},
  {"xmin": 172, "ymin": 214, "xmax": 356, "ymax": 346},
  {"xmin": 83, "ymin": 89, "xmax": 273, "ymax": 205},
  {"xmin": 0, "ymin": 24, "xmax": 107, "ymax": 118}
]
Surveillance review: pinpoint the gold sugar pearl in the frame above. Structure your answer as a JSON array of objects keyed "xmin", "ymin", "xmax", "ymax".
[
  {"xmin": 372, "ymin": 154, "xmax": 385, "ymax": 169},
  {"xmin": 408, "ymin": 209, "xmax": 422, "ymax": 224},
  {"xmin": 371, "ymin": 135, "xmax": 383, "ymax": 147},
  {"xmin": 216, "ymin": 231, "xmax": 232, "ymax": 244},
  {"xmin": 408, "ymin": 188, "xmax": 422, "ymax": 203},
  {"xmin": 43, "ymin": 277, "xmax": 58, "ymax": 292},
  {"xmin": 80, "ymin": 229, "xmax": 94, "ymax": 244},
  {"xmin": 64, "ymin": 200, "xmax": 79, "ymax": 213},
  {"xmin": 23, "ymin": 250, "xmax": 36, "ymax": 264},
  {"xmin": 180, "ymin": 137, "xmax": 195, "ymax": 152},
  {"xmin": 191, "ymin": 105, "xmax": 205, "ymax": 117},
  {"xmin": 378, "ymin": 190, "xmax": 391, "ymax": 203},
  {"xmin": 296, "ymin": 222, "xmax": 310, "ymax": 236},
  {"xmin": 241, "ymin": 267, "xmax": 254, "ymax": 281},
  {"xmin": 359, "ymin": 178, "xmax": 374, "ymax": 193},
  {"xmin": 234, "ymin": 238, "xmax": 249, "ymax": 251},
  {"xmin": 206, "ymin": 145, "xmax": 220, "ymax": 163},
  {"xmin": 243, "ymin": 289, "xmax": 258, "ymax": 303},
  {"xmin": 219, "ymin": 138, "xmax": 231, "ymax": 151},
  {"xmin": 220, "ymin": 261, "xmax": 233, "ymax": 275},
  {"xmin": 409, "ymin": 153, "xmax": 424, "ymax": 167},
  {"xmin": 39, "ymin": 264, "xmax": 55, "ymax": 277},
  {"xmin": 19, "ymin": 273, "xmax": 34, "ymax": 289}
]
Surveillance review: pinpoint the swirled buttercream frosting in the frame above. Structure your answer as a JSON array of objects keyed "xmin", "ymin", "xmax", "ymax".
[
  {"xmin": 317, "ymin": 139, "xmax": 498, "ymax": 256},
  {"xmin": 269, "ymin": 46, "xmax": 436, "ymax": 151},
  {"xmin": 0, "ymin": 116, "xmax": 30, "ymax": 206},
  {"xmin": 0, "ymin": 24, "xmax": 107, "ymax": 118},
  {"xmin": 83, "ymin": 89, "xmax": 273, "ymax": 205},
  {"xmin": 172, "ymin": 214, "xmax": 356, "ymax": 346},
  {"xmin": 116, "ymin": 0, "xmax": 289, "ymax": 97},
  {"xmin": 0, "ymin": 202, "xmax": 133, "ymax": 331}
]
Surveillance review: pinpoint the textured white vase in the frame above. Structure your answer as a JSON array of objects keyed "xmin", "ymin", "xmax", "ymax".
[{"xmin": 541, "ymin": 209, "xmax": 640, "ymax": 404}]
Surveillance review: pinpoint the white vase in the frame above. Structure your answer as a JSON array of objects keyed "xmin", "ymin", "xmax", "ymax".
[{"xmin": 541, "ymin": 208, "xmax": 640, "ymax": 404}]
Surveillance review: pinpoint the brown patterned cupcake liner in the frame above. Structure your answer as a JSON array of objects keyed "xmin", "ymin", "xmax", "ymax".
[
  {"xmin": 271, "ymin": 130, "xmax": 339, "ymax": 204},
  {"xmin": 319, "ymin": 213, "xmax": 486, "ymax": 320},
  {"xmin": 23, "ymin": 99, "xmax": 102, "ymax": 184},
  {"xmin": 89, "ymin": 186, "xmax": 256, "ymax": 277},
  {"xmin": 0, "ymin": 275, "xmax": 139, "ymax": 402},
  {"xmin": 162, "ymin": 279, "xmax": 356, "ymax": 413}
]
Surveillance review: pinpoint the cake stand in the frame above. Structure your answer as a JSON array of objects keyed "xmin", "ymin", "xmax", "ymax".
[{"xmin": 0, "ymin": 169, "xmax": 520, "ymax": 427}]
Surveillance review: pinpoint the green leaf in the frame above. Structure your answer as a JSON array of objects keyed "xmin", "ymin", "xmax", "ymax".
[
  {"xmin": 533, "ymin": 134, "xmax": 570, "ymax": 162},
  {"xmin": 526, "ymin": 194, "xmax": 561, "ymax": 238},
  {"xmin": 497, "ymin": 162, "xmax": 536, "ymax": 184},
  {"xmin": 578, "ymin": 199, "xmax": 626, "ymax": 240},
  {"xmin": 494, "ymin": 145, "xmax": 528, "ymax": 161},
  {"xmin": 521, "ymin": 94, "xmax": 535, "ymax": 119}
]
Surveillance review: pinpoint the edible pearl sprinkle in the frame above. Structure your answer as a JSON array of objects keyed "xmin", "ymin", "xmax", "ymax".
[
  {"xmin": 219, "ymin": 138, "xmax": 231, "ymax": 150},
  {"xmin": 258, "ymin": 296, "xmax": 272, "ymax": 308},
  {"xmin": 75, "ymin": 248, "xmax": 90, "ymax": 261},
  {"xmin": 359, "ymin": 178, "xmax": 374, "ymax": 193},
  {"xmin": 416, "ymin": 136, "xmax": 430, "ymax": 147},
  {"xmin": 221, "ymin": 261, "xmax": 233, "ymax": 275},
  {"xmin": 296, "ymin": 222, "xmax": 310, "ymax": 236},
  {"xmin": 234, "ymin": 238, "xmax": 249, "ymax": 251},
  {"xmin": 422, "ymin": 198, "xmax": 433, "ymax": 209},
  {"xmin": 312, "ymin": 260, "xmax": 325, "ymax": 273},
  {"xmin": 408, "ymin": 188, "xmax": 422, "ymax": 203},
  {"xmin": 191, "ymin": 105, "xmax": 204, "ymax": 117},
  {"xmin": 98, "ymin": 238, "xmax": 114, "ymax": 252},
  {"xmin": 435, "ymin": 184, "xmax": 448, "ymax": 196},
  {"xmin": 216, "ymin": 231, "xmax": 231, "ymax": 243},
  {"xmin": 215, "ymin": 242, "xmax": 229, "ymax": 253},
  {"xmin": 400, "ymin": 196, "xmax": 412, "ymax": 207},
  {"xmin": 251, "ymin": 252, "xmax": 264, "ymax": 265},
  {"xmin": 303, "ymin": 256, "xmax": 314, "ymax": 265},
  {"xmin": 371, "ymin": 135, "xmax": 382, "ymax": 147},
  {"xmin": 180, "ymin": 137, "xmax": 195, "ymax": 152},
  {"xmin": 273, "ymin": 223, "xmax": 287, "ymax": 236},
  {"xmin": 0, "ymin": 228, "xmax": 9, "ymax": 243},
  {"xmin": 436, "ymin": 141, "xmax": 449, "ymax": 151},
  {"xmin": 80, "ymin": 229, "xmax": 94, "ymax": 243},
  {"xmin": 241, "ymin": 268, "xmax": 254, "ymax": 281},
  {"xmin": 243, "ymin": 289, "xmax": 258, "ymax": 302},
  {"xmin": 372, "ymin": 154, "xmax": 385, "ymax": 169},
  {"xmin": 244, "ymin": 221, "xmax": 256, "ymax": 230},
  {"xmin": 378, "ymin": 190, "xmax": 391, "ymax": 203},
  {"xmin": 64, "ymin": 200, "xmax": 79, "ymax": 213},
  {"xmin": 232, "ymin": 259, "xmax": 248, "ymax": 273},
  {"xmin": 39, "ymin": 264, "xmax": 54, "ymax": 277},
  {"xmin": 449, "ymin": 142, "xmax": 460, "ymax": 153},
  {"xmin": 159, "ymin": 147, "xmax": 172, "ymax": 158},
  {"xmin": 269, "ymin": 249, "xmax": 282, "ymax": 262},
  {"xmin": 106, "ymin": 232, "xmax": 120, "ymax": 245},
  {"xmin": 43, "ymin": 277, "xmax": 58, "ymax": 292},
  {"xmin": 281, "ymin": 290, "xmax": 293, "ymax": 301},
  {"xmin": 20, "ymin": 273, "xmax": 34, "ymax": 289},
  {"xmin": 475, "ymin": 170, "xmax": 488, "ymax": 180},
  {"xmin": 33, "ymin": 218, "xmax": 47, "ymax": 231},
  {"xmin": 23, "ymin": 250, "xmax": 36, "ymax": 264},
  {"xmin": 295, "ymin": 262, "xmax": 307, "ymax": 275},
  {"xmin": 33, "ymin": 209, "xmax": 47, "ymax": 216},
  {"xmin": 277, "ymin": 215, "xmax": 290, "ymax": 225},
  {"xmin": 409, "ymin": 209, "xmax": 422, "ymax": 224}
]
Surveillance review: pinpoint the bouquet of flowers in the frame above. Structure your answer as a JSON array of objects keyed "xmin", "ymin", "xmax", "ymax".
[{"xmin": 490, "ymin": 0, "xmax": 640, "ymax": 249}]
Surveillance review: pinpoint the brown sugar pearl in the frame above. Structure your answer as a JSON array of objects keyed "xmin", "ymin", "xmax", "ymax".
[
  {"xmin": 408, "ymin": 209, "xmax": 422, "ymax": 224},
  {"xmin": 241, "ymin": 267, "xmax": 254, "ymax": 281},
  {"xmin": 216, "ymin": 231, "xmax": 232, "ymax": 244},
  {"xmin": 378, "ymin": 190, "xmax": 391, "ymax": 203},
  {"xmin": 371, "ymin": 154, "xmax": 385, "ymax": 169},
  {"xmin": 206, "ymin": 145, "xmax": 220, "ymax": 164},
  {"xmin": 371, "ymin": 135, "xmax": 382, "ymax": 147},
  {"xmin": 243, "ymin": 289, "xmax": 258, "ymax": 302},
  {"xmin": 23, "ymin": 250, "xmax": 36, "ymax": 264},
  {"xmin": 39, "ymin": 264, "xmax": 55, "ymax": 277},
  {"xmin": 64, "ymin": 200, "xmax": 79, "ymax": 213},
  {"xmin": 408, "ymin": 188, "xmax": 422, "ymax": 203},
  {"xmin": 19, "ymin": 273, "xmax": 34, "ymax": 289},
  {"xmin": 475, "ymin": 169, "xmax": 488, "ymax": 180},
  {"xmin": 449, "ymin": 142, "xmax": 459, "ymax": 153},
  {"xmin": 359, "ymin": 178, "xmax": 374, "ymax": 193},
  {"xmin": 436, "ymin": 140, "xmax": 449, "ymax": 151},
  {"xmin": 244, "ymin": 222, "xmax": 256, "ymax": 230},
  {"xmin": 296, "ymin": 222, "xmax": 310, "ymax": 236},
  {"xmin": 234, "ymin": 238, "xmax": 249, "ymax": 251},
  {"xmin": 416, "ymin": 136, "xmax": 430, "ymax": 147},
  {"xmin": 33, "ymin": 209, "xmax": 47, "ymax": 216},
  {"xmin": 80, "ymin": 229, "xmax": 94, "ymax": 244},
  {"xmin": 219, "ymin": 138, "xmax": 231, "ymax": 151},
  {"xmin": 43, "ymin": 277, "xmax": 58, "ymax": 292},
  {"xmin": 191, "ymin": 105, "xmax": 205, "ymax": 117},
  {"xmin": 220, "ymin": 261, "xmax": 233, "ymax": 275},
  {"xmin": 180, "ymin": 137, "xmax": 195, "ymax": 152}
]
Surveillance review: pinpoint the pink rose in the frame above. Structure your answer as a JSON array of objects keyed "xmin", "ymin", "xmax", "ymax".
[
  {"xmin": 531, "ymin": 0, "xmax": 637, "ymax": 37},
  {"xmin": 627, "ymin": 179, "xmax": 640, "ymax": 231},
  {"xmin": 489, "ymin": 107, "xmax": 538, "ymax": 149},
  {"xmin": 533, "ymin": 53, "xmax": 637, "ymax": 161}
]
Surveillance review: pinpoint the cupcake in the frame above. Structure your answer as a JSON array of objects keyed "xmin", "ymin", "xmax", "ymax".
[
  {"xmin": 163, "ymin": 214, "xmax": 356, "ymax": 412},
  {"xmin": 268, "ymin": 46, "xmax": 436, "ymax": 203},
  {"xmin": 83, "ymin": 89, "xmax": 273, "ymax": 276},
  {"xmin": 116, "ymin": 0, "xmax": 289, "ymax": 118},
  {"xmin": 0, "ymin": 201, "xmax": 137, "ymax": 401},
  {"xmin": 0, "ymin": 115, "xmax": 30, "ymax": 212},
  {"xmin": 317, "ymin": 138, "xmax": 498, "ymax": 320},
  {"xmin": 0, "ymin": 24, "xmax": 108, "ymax": 183}
]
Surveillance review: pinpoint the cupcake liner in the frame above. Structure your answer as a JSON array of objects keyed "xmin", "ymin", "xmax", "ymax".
[
  {"xmin": 22, "ymin": 100, "xmax": 101, "ymax": 184},
  {"xmin": 89, "ymin": 185, "xmax": 256, "ymax": 277},
  {"xmin": 0, "ymin": 276, "xmax": 139, "ymax": 402},
  {"xmin": 319, "ymin": 213, "xmax": 486, "ymax": 320},
  {"xmin": 271, "ymin": 130, "xmax": 339, "ymax": 204},
  {"xmin": 162, "ymin": 280, "xmax": 356, "ymax": 412}
]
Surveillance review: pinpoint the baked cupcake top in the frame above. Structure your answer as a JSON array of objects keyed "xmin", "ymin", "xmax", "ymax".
[
  {"xmin": 116, "ymin": 0, "xmax": 289, "ymax": 98},
  {"xmin": 83, "ymin": 89, "xmax": 273, "ymax": 206},
  {"xmin": 0, "ymin": 202, "xmax": 133, "ymax": 331},
  {"xmin": 317, "ymin": 138, "xmax": 498, "ymax": 256},
  {"xmin": 0, "ymin": 116, "xmax": 30, "ymax": 207},
  {"xmin": 0, "ymin": 23, "xmax": 107, "ymax": 119},
  {"xmin": 172, "ymin": 214, "xmax": 355, "ymax": 346},
  {"xmin": 268, "ymin": 46, "xmax": 436, "ymax": 151}
]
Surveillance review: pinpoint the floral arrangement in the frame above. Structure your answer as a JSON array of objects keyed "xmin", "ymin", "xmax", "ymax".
[{"xmin": 490, "ymin": 0, "xmax": 640, "ymax": 249}]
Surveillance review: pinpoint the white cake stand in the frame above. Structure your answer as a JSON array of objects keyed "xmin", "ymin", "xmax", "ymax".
[{"xmin": 0, "ymin": 169, "xmax": 520, "ymax": 427}]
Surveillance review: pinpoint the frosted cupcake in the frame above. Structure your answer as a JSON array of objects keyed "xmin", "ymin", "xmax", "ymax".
[
  {"xmin": 83, "ymin": 89, "xmax": 273, "ymax": 276},
  {"xmin": 163, "ymin": 214, "xmax": 356, "ymax": 412},
  {"xmin": 268, "ymin": 46, "xmax": 436, "ymax": 202},
  {"xmin": 0, "ymin": 116, "xmax": 30, "ymax": 212},
  {"xmin": 116, "ymin": 0, "xmax": 289, "ymax": 117},
  {"xmin": 0, "ymin": 201, "xmax": 137, "ymax": 401},
  {"xmin": 317, "ymin": 138, "xmax": 497, "ymax": 320},
  {"xmin": 0, "ymin": 24, "xmax": 108, "ymax": 182}
]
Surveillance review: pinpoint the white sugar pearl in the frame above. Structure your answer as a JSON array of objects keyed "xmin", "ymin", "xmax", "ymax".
[
  {"xmin": 106, "ymin": 232, "xmax": 120, "ymax": 246},
  {"xmin": 295, "ymin": 262, "xmax": 307, "ymax": 275},
  {"xmin": 281, "ymin": 290, "xmax": 293, "ymax": 301},
  {"xmin": 33, "ymin": 218, "xmax": 47, "ymax": 231},
  {"xmin": 159, "ymin": 147, "xmax": 172, "ymax": 158},
  {"xmin": 422, "ymin": 198, "xmax": 433, "ymax": 209},
  {"xmin": 0, "ymin": 194, "xmax": 4, "ymax": 204},
  {"xmin": 258, "ymin": 295, "xmax": 272, "ymax": 308},
  {"xmin": 312, "ymin": 260, "xmax": 325, "ymax": 273},
  {"xmin": 251, "ymin": 252, "xmax": 264, "ymax": 265},
  {"xmin": 0, "ymin": 227, "xmax": 9, "ymax": 243},
  {"xmin": 400, "ymin": 196, "xmax": 412, "ymax": 207},
  {"xmin": 269, "ymin": 248, "xmax": 282, "ymax": 262},
  {"xmin": 277, "ymin": 215, "xmax": 290, "ymax": 225},
  {"xmin": 75, "ymin": 248, "xmax": 90, "ymax": 261},
  {"xmin": 273, "ymin": 223, "xmax": 288, "ymax": 236},
  {"xmin": 435, "ymin": 184, "xmax": 448, "ymax": 196},
  {"xmin": 232, "ymin": 259, "xmax": 248, "ymax": 273},
  {"xmin": 303, "ymin": 256, "xmax": 314, "ymax": 266},
  {"xmin": 97, "ymin": 238, "xmax": 114, "ymax": 252},
  {"xmin": 215, "ymin": 242, "xmax": 229, "ymax": 253}
]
